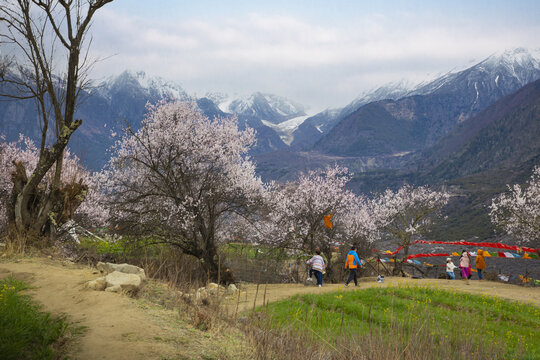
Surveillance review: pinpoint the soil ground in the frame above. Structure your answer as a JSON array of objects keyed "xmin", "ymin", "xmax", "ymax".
[{"xmin": 1, "ymin": 257, "xmax": 539, "ymax": 359}]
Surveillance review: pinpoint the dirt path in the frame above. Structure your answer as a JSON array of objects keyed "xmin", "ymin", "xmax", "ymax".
[
  {"xmin": 1, "ymin": 257, "xmax": 539, "ymax": 359},
  {"xmin": 0, "ymin": 258, "xmax": 189, "ymax": 360}
]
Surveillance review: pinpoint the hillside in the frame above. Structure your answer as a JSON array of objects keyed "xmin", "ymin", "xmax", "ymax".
[
  {"xmin": 314, "ymin": 48, "xmax": 540, "ymax": 158},
  {"xmin": 418, "ymin": 79, "xmax": 540, "ymax": 181}
]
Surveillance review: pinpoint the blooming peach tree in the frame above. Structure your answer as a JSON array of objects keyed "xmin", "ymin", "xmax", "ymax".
[
  {"xmin": 101, "ymin": 100, "xmax": 264, "ymax": 277},
  {"xmin": 0, "ymin": 135, "xmax": 105, "ymax": 235},
  {"xmin": 373, "ymin": 184, "xmax": 450, "ymax": 258},
  {"xmin": 490, "ymin": 166, "xmax": 540, "ymax": 246},
  {"xmin": 264, "ymin": 166, "xmax": 356, "ymax": 253}
]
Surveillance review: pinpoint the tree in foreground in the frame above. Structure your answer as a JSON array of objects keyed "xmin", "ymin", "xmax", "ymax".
[
  {"xmin": 103, "ymin": 100, "xmax": 264, "ymax": 278},
  {"xmin": 0, "ymin": 0, "xmax": 113, "ymax": 237},
  {"xmin": 490, "ymin": 166, "xmax": 540, "ymax": 246},
  {"xmin": 373, "ymin": 184, "xmax": 450, "ymax": 259},
  {"xmin": 0, "ymin": 135, "xmax": 106, "ymax": 236}
]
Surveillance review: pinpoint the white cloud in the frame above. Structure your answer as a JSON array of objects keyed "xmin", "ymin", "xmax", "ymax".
[{"xmin": 89, "ymin": 8, "xmax": 540, "ymax": 111}]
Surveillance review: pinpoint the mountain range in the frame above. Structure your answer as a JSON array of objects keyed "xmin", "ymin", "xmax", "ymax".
[{"xmin": 1, "ymin": 47, "xmax": 540, "ymax": 242}]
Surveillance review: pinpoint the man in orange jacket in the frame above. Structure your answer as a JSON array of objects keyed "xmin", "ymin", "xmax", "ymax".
[{"xmin": 345, "ymin": 246, "xmax": 363, "ymax": 287}]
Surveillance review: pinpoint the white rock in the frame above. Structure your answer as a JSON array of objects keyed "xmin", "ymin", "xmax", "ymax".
[
  {"xmin": 97, "ymin": 262, "xmax": 146, "ymax": 280},
  {"xmin": 105, "ymin": 285, "xmax": 122, "ymax": 293},
  {"xmin": 206, "ymin": 282, "xmax": 219, "ymax": 290},
  {"xmin": 226, "ymin": 284, "xmax": 238, "ymax": 295},
  {"xmin": 85, "ymin": 277, "xmax": 107, "ymax": 291},
  {"xmin": 105, "ymin": 271, "xmax": 141, "ymax": 292}
]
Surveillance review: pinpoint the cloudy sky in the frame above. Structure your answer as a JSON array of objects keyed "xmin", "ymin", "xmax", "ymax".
[{"xmin": 90, "ymin": 0, "xmax": 540, "ymax": 113}]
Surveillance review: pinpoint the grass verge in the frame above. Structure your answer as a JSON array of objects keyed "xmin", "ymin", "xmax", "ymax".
[
  {"xmin": 0, "ymin": 276, "xmax": 83, "ymax": 360},
  {"xmin": 250, "ymin": 284, "xmax": 540, "ymax": 360}
]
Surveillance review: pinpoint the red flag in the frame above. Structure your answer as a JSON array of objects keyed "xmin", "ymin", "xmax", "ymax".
[{"xmin": 324, "ymin": 214, "xmax": 334, "ymax": 229}]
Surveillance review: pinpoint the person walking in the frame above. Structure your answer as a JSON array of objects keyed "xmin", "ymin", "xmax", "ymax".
[
  {"xmin": 306, "ymin": 248, "xmax": 326, "ymax": 287},
  {"xmin": 459, "ymin": 250, "xmax": 471, "ymax": 284},
  {"xmin": 446, "ymin": 257, "xmax": 457, "ymax": 279},
  {"xmin": 344, "ymin": 246, "xmax": 362, "ymax": 287},
  {"xmin": 476, "ymin": 249, "xmax": 487, "ymax": 280}
]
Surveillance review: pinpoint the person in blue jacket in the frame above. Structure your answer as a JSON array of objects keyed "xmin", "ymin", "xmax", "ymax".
[{"xmin": 344, "ymin": 246, "xmax": 363, "ymax": 287}]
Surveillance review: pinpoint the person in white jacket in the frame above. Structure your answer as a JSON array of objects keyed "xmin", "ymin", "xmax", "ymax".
[
  {"xmin": 306, "ymin": 248, "xmax": 326, "ymax": 287},
  {"xmin": 446, "ymin": 257, "xmax": 457, "ymax": 279}
]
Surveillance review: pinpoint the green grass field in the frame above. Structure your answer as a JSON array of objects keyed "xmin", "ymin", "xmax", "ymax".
[
  {"xmin": 259, "ymin": 284, "xmax": 540, "ymax": 359},
  {"xmin": 0, "ymin": 277, "xmax": 78, "ymax": 360}
]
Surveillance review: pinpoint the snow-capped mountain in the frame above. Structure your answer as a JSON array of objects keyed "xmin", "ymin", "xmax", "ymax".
[
  {"xmin": 207, "ymin": 92, "xmax": 306, "ymax": 124},
  {"xmin": 289, "ymin": 80, "xmax": 417, "ymax": 150},
  {"xmin": 341, "ymin": 79, "xmax": 417, "ymax": 117},
  {"xmin": 409, "ymin": 47, "xmax": 540, "ymax": 114},
  {"xmin": 314, "ymin": 47, "xmax": 540, "ymax": 157},
  {"xmin": 261, "ymin": 115, "xmax": 310, "ymax": 145},
  {"xmin": 95, "ymin": 70, "xmax": 189, "ymax": 101}
]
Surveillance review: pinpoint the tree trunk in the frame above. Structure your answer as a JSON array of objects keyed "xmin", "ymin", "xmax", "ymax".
[{"xmin": 10, "ymin": 158, "xmax": 87, "ymax": 237}]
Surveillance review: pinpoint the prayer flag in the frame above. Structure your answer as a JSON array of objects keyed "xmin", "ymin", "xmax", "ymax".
[
  {"xmin": 452, "ymin": 252, "xmax": 460, "ymax": 256},
  {"xmin": 523, "ymin": 253, "xmax": 532, "ymax": 259},
  {"xmin": 504, "ymin": 252, "xmax": 514, "ymax": 258},
  {"xmin": 324, "ymin": 214, "xmax": 334, "ymax": 229}
]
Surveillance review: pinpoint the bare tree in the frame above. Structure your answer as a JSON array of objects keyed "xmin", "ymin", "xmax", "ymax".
[{"xmin": 0, "ymin": 0, "xmax": 113, "ymax": 236}]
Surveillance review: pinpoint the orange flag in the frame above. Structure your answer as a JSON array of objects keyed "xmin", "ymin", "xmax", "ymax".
[{"xmin": 324, "ymin": 214, "xmax": 334, "ymax": 229}]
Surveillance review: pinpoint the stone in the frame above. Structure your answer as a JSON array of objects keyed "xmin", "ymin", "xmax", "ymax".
[
  {"xmin": 226, "ymin": 284, "xmax": 238, "ymax": 295},
  {"xmin": 206, "ymin": 283, "xmax": 220, "ymax": 296},
  {"xmin": 206, "ymin": 282, "xmax": 219, "ymax": 290},
  {"xmin": 97, "ymin": 262, "xmax": 146, "ymax": 280},
  {"xmin": 105, "ymin": 285, "xmax": 122, "ymax": 293},
  {"xmin": 104, "ymin": 271, "xmax": 142, "ymax": 292},
  {"xmin": 85, "ymin": 277, "xmax": 107, "ymax": 291}
]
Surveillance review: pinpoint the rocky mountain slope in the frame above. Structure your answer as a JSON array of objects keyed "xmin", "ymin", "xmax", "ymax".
[
  {"xmin": 313, "ymin": 48, "xmax": 540, "ymax": 157},
  {"xmin": 0, "ymin": 70, "xmax": 304, "ymax": 169}
]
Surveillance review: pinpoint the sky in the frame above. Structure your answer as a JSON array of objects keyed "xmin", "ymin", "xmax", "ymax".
[{"xmin": 89, "ymin": 0, "xmax": 540, "ymax": 113}]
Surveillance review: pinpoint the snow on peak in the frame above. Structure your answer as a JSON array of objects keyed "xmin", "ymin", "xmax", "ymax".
[
  {"xmin": 483, "ymin": 47, "xmax": 540, "ymax": 70},
  {"xmin": 211, "ymin": 91, "xmax": 305, "ymax": 121},
  {"xmin": 97, "ymin": 70, "xmax": 188, "ymax": 101},
  {"xmin": 261, "ymin": 115, "xmax": 310, "ymax": 145}
]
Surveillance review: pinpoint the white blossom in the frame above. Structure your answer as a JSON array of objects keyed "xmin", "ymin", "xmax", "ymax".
[{"xmin": 490, "ymin": 166, "xmax": 540, "ymax": 245}]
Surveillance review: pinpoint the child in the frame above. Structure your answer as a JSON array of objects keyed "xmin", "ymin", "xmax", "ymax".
[
  {"xmin": 306, "ymin": 248, "xmax": 326, "ymax": 287},
  {"xmin": 476, "ymin": 249, "xmax": 486, "ymax": 280},
  {"xmin": 446, "ymin": 257, "xmax": 456, "ymax": 279}
]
